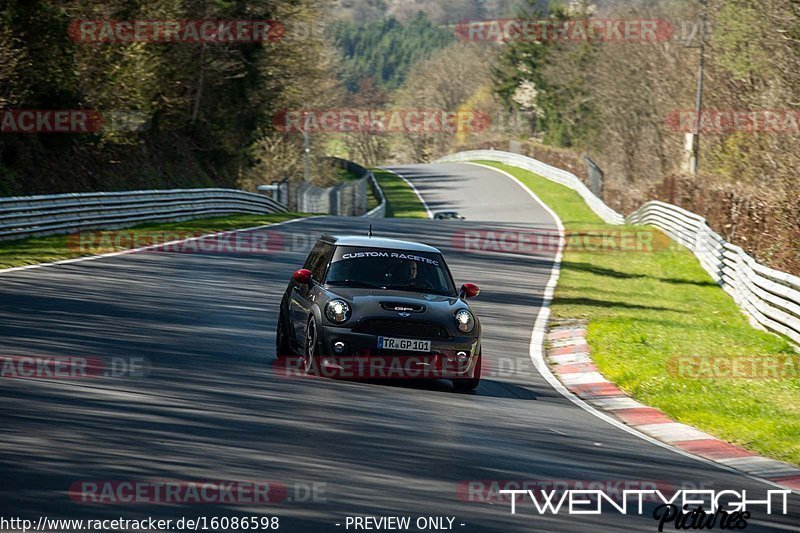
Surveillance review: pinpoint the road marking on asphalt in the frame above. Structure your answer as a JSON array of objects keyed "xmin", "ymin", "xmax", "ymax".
[
  {"xmin": 463, "ymin": 161, "xmax": 800, "ymax": 496},
  {"xmin": 0, "ymin": 216, "xmax": 321, "ymax": 275},
  {"xmin": 380, "ymin": 168, "xmax": 434, "ymax": 219}
]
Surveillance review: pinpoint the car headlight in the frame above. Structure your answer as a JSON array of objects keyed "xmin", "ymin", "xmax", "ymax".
[
  {"xmin": 454, "ymin": 309, "xmax": 475, "ymax": 333},
  {"xmin": 325, "ymin": 299, "xmax": 351, "ymax": 324}
]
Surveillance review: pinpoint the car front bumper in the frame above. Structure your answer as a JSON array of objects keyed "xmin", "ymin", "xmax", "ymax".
[{"xmin": 313, "ymin": 325, "xmax": 481, "ymax": 380}]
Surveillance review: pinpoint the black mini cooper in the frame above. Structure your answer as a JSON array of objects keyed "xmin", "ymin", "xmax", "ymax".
[{"xmin": 276, "ymin": 235, "xmax": 482, "ymax": 391}]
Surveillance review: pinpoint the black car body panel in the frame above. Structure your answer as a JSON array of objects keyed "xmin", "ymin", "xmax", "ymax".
[{"xmin": 277, "ymin": 235, "xmax": 482, "ymax": 386}]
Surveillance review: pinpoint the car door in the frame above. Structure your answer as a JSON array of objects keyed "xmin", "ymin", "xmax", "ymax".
[{"xmin": 289, "ymin": 241, "xmax": 334, "ymax": 341}]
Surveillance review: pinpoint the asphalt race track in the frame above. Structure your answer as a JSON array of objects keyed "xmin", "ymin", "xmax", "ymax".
[{"xmin": 1, "ymin": 163, "xmax": 798, "ymax": 532}]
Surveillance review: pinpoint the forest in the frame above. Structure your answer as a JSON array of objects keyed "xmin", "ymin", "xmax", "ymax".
[{"xmin": 0, "ymin": 0, "xmax": 336, "ymax": 195}]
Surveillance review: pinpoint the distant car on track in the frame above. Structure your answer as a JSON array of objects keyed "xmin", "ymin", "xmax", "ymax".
[
  {"xmin": 276, "ymin": 235, "xmax": 482, "ymax": 391},
  {"xmin": 433, "ymin": 211, "xmax": 466, "ymax": 220}
]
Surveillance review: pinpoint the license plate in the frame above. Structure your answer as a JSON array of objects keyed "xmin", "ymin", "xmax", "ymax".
[{"xmin": 377, "ymin": 337, "xmax": 431, "ymax": 352}]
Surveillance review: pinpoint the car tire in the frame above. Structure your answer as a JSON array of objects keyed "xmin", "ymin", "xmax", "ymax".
[
  {"xmin": 275, "ymin": 306, "xmax": 291, "ymax": 358},
  {"xmin": 452, "ymin": 352, "xmax": 481, "ymax": 392},
  {"xmin": 303, "ymin": 316, "xmax": 321, "ymax": 375}
]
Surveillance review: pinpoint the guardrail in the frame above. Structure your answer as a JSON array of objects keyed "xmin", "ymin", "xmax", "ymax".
[
  {"xmin": 282, "ymin": 158, "xmax": 385, "ymax": 218},
  {"xmin": 363, "ymin": 173, "xmax": 386, "ymax": 218},
  {"xmin": 439, "ymin": 149, "xmax": 800, "ymax": 346},
  {"xmin": 0, "ymin": 188, "xmax": 288, "ymax": 241},
  {"xmin": 628, "ymin": 201, "xmax": 800, "ymax": 346}
]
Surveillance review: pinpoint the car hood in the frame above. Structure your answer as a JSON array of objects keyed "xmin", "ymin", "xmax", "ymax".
[{"xmin": 325, "ymin": 287, "xmax": 470, "ymax": 320}]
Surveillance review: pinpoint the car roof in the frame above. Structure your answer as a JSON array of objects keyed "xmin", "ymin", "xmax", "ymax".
[{"xmin": 321, "ymin": 235, "xmax": 441, "ymax": 254}]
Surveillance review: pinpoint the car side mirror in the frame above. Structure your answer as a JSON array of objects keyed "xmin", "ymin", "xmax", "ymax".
[
  {"xmin": 460, "ymin": 283, "xmax": 480, "ymax": 299},
  {"xmin": 293, "ymin": 268, "xmax": 312, "ymax": 284}
]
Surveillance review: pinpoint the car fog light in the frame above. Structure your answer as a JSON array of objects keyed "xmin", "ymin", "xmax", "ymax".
[
  {"xmin": 333, "ymin": 341, "xmax": 346, "ymax": 354},
  {"xmin": 456, "ymin": 351, "xmax": 469, "ymax": 363}
]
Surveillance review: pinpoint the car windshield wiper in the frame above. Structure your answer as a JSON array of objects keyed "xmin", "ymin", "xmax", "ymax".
[{"xmin": 327, "ymin": 280, "xmax": 382, "ymax": 289}]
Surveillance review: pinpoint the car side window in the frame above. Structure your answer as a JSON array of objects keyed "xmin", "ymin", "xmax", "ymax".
[
  {"xmin": 302, "ymin": 243, "xmax": 322, "ymax": 271},
  {"xmin": 314, "ymin": 243, "xmax": 334, "ymax": 281},
  {"xmin": 303, "ymin": 243, "xmax": 320, "ymax": 267},
  {"xmin": 303, "ymin": 241, "xmax": 334, "ymax": 281}
]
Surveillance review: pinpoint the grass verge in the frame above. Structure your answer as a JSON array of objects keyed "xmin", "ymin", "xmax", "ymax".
[
  {"xmin": 0, "ymin": 212, "xmax": 306, "ymax": 270},
  {"xmin": 477, "ymin": 160, "xmax": 800, "ymax": 467},
  {"xmin": 372, "ymin": 169, "xmax": 428, "ymax": 218}
]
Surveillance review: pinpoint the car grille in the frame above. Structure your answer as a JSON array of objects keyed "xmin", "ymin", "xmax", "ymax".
[
  {"xmin": 379, "ymin": 301, "xmax": 426, "ymax": 313},
  {"xmin": 352, "ymin": 319, "xmax": 450, "ymax": 339}
]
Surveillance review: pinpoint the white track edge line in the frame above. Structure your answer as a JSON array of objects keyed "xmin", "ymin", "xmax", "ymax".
[
  {"xmin": 464, "ymin": 162, "xmax": 798, "ymax": 495},
  {"xmin": 0, "ymin": 216, "xmax": 323, "ymax": 275}
]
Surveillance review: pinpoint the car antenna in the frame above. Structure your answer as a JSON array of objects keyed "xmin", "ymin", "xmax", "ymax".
[{"xmin": 368, "ymin": 224, "xmax": 373, "ymax": 237}]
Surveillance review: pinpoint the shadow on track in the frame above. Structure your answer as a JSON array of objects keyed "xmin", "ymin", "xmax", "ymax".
[{"xmin": 268, "ymin": 357, "xmax": 539, "ymax": 401}]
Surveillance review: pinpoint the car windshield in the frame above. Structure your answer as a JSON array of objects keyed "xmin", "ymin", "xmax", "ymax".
[{"xmin": 326, "ymin": 246, "xmax": 456, "ymax": 296}]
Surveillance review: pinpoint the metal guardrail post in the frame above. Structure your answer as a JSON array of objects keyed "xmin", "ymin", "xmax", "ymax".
[
  {"xmin": 280, "ymin": 157, "xmax": 384, "ymax": 218},
  {"xmin": 583, "ymin": 155, "xmax": 604, "ymax": 198}
]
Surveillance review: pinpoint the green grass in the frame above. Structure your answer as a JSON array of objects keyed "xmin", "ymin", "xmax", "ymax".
[
  {"xmin": 372, "ymin": 169, "xmax": 428, "ymax": 218},
  {"xmin": 0, "ymin": 212, "xmax": 305, "ymax": 269},
  {"xmin": 476, "ymin": 160, "xmax": 800, "ymax": 467}
]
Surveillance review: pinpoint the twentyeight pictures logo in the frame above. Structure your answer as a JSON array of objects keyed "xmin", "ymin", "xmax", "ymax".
[{"xmin": 458, "ymin": 480, "xmax": 678, "ymax": 504}]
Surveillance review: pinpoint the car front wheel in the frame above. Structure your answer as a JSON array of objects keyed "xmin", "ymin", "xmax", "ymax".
[{"xmin": 275, "ymin": 306, "xmax": 291, "ymax": 358}]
